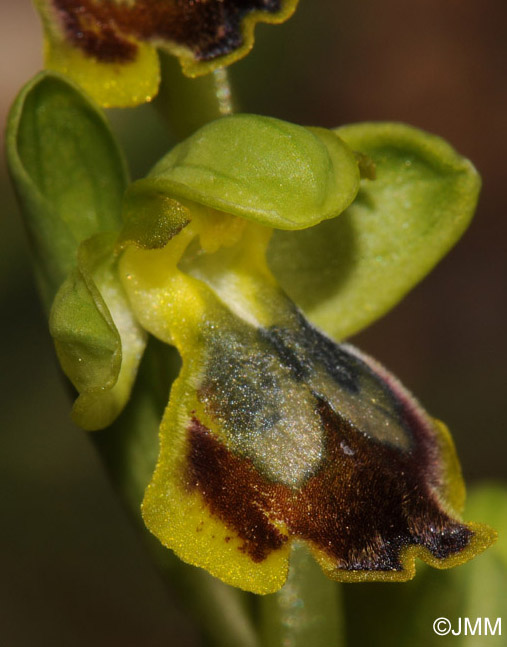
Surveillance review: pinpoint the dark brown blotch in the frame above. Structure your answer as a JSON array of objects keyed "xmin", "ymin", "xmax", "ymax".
[
  {"xmin": 185, "ymin": 401, "xmax": 473, "ymax": 572},
  {"xmin": 185, "ymin": 418, "xmax": 288, "ymax": 562}
]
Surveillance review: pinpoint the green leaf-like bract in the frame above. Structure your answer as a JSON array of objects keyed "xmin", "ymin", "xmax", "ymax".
[{"xmin": 269, "ymin": 122, "xmax": 481, "ymax": 340}]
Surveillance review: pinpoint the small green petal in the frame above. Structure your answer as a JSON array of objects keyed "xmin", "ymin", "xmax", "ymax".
[
  {"xmin": 146, "ymin": 114, "xmax": 360, "ymax": 230},
  {"xmin": 50, "ymin": 266, "xmax": 120, "ymax": 394},
  {"xmin": 6, "ymin": 72, "xmax": 128, "ymax": 306},
  {"xmin": 50, "ymin": 233, "xmax": 147, "ymax": 430},
  {"xmin": 268, "ymin": 122, "xmax": 480, "ymax": 339}
]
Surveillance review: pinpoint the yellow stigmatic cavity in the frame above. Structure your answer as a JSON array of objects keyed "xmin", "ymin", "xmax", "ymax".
[
  {"xmin": 118, "ymin": 208, "xmax": 495, "ymax": 594},
  {"xmin": 34, "ymin": 0, "xmax": 299, "ymax": 106}
]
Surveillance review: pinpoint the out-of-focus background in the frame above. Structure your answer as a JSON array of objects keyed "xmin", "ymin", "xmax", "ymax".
[{"xmin": 1, "ymin": 1, "xmax": 506, "ymax": 645}]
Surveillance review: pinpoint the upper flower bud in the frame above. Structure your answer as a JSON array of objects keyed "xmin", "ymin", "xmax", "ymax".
[{"xmin": 33, "ymin": 0, "xmax": 299, "ymax": 106}]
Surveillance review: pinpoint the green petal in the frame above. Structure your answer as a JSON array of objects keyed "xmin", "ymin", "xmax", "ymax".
[
  {"xmin": 268, "ymin": 122, "xmax": 480, "ymax": 340},
  {"xmin": 146, "ymin": 114, "xmax": 360, "ymax": 230},
  {"xmin": 50, "ymin": 267, "xmax": 120, "ymax": 394},
  {"xmin": 50, "ymin": 233, "xmax": 147, "ymax": 430},
  {"xmin": 6, "ymin": 71, "xmax": 128, "ymax": 307}
]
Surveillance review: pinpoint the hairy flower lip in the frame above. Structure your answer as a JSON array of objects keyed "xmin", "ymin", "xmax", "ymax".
[{"xmin": 119, "ymin": 216, "xmax": 495, "ymax": 594}]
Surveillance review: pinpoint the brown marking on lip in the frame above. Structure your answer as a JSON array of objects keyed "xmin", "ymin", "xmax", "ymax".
[
  {"xmin": 185, "ymin": 400, "xmax": 472, "ymax": 572},
  {"xmin": 186, "ymin": 418, "xmax": 288, "ymax": 561},
  {"xmin": 51, "ymin": 0, "xmax": 284, "ymax": 63}
]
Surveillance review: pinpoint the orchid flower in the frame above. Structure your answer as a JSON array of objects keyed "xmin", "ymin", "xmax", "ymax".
[{"xmin": 7, "ymin": 72, "xmax": 495, "ymax": 595}]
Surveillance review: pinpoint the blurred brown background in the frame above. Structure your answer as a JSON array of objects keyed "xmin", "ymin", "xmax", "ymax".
[{"xmin": 1, "ymin": 1, "xmax": 506, "ymax": 645}]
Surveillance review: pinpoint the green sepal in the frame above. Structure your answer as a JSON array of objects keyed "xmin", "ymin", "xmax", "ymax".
[
  {"xmin": 6, "ymin": 71, "xmax": 128, "ymax": 307},
  {"xmin": 268, "ymin": 122, "xmax": 481, "ymax": 340},
  {"xmin": 118, "ymin": 180, "xmax": 191, "ymax": 250},
  {"xmin": 147, "ymin": 114, "xmax": 360, "ymax": 230},
  {"xmin": 50, "ymin": 233, "xmax": 147, "ymax": 430}
]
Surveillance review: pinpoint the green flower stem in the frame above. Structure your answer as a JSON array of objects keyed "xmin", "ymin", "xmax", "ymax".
[
  {"xmin": 260, "ymin": 544, "xmax": 345, "ymax": 647},
  {"xmin": 213, "ymin": 68, "xmax": 235, "ymax": 116},
  {"xmin": 150, "ymin": 541, "xmax": 260, "ymax": 647},
  {"xmin": 154, "ymin": 53, "xmax": 237, "ymax": 140},
  {"xmin": 93, "ymin": 338, "xmax": 260, "ymax": 647}
]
